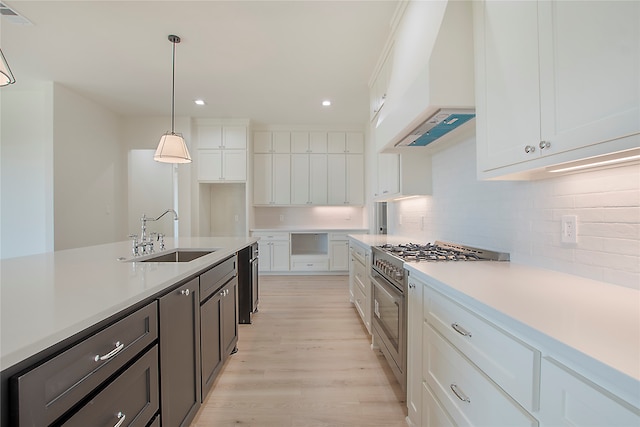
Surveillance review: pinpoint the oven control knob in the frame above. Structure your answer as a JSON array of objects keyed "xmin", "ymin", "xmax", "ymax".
[{"xmin": 395, "ymin": 271, "xmax": 403, "ymax": 280}]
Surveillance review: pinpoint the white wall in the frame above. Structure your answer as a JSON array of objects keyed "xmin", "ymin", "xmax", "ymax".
[
  {"xmin": 388, "ymin": 136, "xmax": 640, "ymax": 289},
  {"xmin": 0, "ymin": 82, "xmax": 55, "ymax": 258},
  {"xmin": 121, "ymin": 116, "xmax": 193, "ymax": 238},
  {"xmin": 52, "ymin": 84, "xmax": 126, "ymax": 250}
]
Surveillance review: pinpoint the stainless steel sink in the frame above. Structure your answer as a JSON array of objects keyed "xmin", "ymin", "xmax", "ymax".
[{"xmin": 134, "ymin": 250, "xmax": 215, "ymax": 263}]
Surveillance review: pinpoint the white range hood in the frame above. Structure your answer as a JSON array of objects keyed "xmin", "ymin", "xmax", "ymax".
[{"xmin": 375, "ymin": 0, "xmax": 475, "ymax": 154}]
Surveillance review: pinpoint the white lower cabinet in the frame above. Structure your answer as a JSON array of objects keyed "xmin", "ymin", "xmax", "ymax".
[
  {"xmin": 424, "ymin": 323, "xmax": 537, "ymax": 427},
  {"xmin": 348, "ymin": 239, "xmax": 371, "ymax": 333},
  {"xmin": 422, "ymin": 382, "xmax": 456, "ymax": 427},
  {"xmin": 253, "ymin": 232, "xmax": 290, "ymax": 272},
  {"xmin": 329, "ymin": 234, "xmax": 350, "ymax": 271},
  {"xmin": 408, "ymin": 274, "xmax": 640, "ymax": 427},
  {"xmin": 539, "ymin": 358, "xmax": 640, "ymax": 427}
]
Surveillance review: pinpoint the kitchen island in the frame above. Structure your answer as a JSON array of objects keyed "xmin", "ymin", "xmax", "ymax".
[{"xmin": 0, "ymin": 236, "xmax": 256, "ymax": 426}]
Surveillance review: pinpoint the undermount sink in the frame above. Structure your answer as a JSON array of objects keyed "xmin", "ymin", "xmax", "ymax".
[{"xmin": 133, "ymin": 250, "xmax": 216, "ymax": 263}]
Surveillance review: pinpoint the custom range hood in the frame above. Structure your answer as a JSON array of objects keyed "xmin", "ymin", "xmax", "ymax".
[
  {"xmin": 393, "ymin": 108, "xmax": 475, "ymax": 147},
  {"xmin": 375, "ymin": 0, "xmax": 475, "ymax": 153}
]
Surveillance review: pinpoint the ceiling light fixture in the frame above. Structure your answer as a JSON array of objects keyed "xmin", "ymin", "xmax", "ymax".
[
  {"xmin": 154, "ymin": 35, "xmax": 192, "ymax": 164},
  {"xmin": 322, "ymin": 100, "xmax": 331, "ymax": 106},
  {"xmin": 194, "ymin": 99, "xmax": 206, "ymax": 106},
  {"xmin": 0, "ymin": 48, "xmax": 16, "ymax": 86}
]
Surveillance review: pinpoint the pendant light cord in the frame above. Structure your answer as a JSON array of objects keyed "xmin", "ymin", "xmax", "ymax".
[{"xmin": 171, "ymin": 38, "xmax": 176, "ymax": 134}]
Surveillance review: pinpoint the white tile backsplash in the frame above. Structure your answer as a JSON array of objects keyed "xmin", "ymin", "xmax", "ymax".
[{"xmin": 389, "ymin": 136, "xmax": 640, "ymax": 289}]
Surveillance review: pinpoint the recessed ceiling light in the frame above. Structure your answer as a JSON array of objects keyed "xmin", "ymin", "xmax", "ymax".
[
  {"xmin": 322, "ymin": 100, "xmax": 331, "ymax": 107},
  {"xmin": 194, "ymin": 99, "xmax": 206, "ymax": 106}
]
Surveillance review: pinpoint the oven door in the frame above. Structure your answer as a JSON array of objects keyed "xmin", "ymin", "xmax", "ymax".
[{"xmin": 371, "ymin": 269, "xmax": 406, "ymax": 390}]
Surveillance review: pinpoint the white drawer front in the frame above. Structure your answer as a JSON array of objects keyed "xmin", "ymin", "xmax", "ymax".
[
  {"xmin": 252, "ymin": 231, "xmax": 289, "ymax": 241},
  {"xmin": 423, "ymin": 382, "xmax": 456, "ymax": 427},
  {"xmin": 353, "ymin": 260, "xmax": 368, "ymax": 294},
  {"xmin": 424, "ymin": 324, "xmax": 538, "ymax": 427},
  {"xmin": 353, "ymin": 282, "xmax": 367, "ymax": 321},
  {"xmin": 291, "ymin": 260, "xmax": 329, "ymax": 271},
  {"xmin": 539, "ymin": 358, "xmax": 640, "ymax": 426},
  {"xmin": 425, "ymin": 286, "xmax": 538, "ymax": 410}
]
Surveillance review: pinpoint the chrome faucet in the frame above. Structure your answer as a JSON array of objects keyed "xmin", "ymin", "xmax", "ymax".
[{"xmin": 130, "ymin": 209, "xmax": 178, "ymax": 256}]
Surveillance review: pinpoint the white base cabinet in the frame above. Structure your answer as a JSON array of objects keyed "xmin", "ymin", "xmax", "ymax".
[
  {"xmin": 253, "ymin": 232, "xmax": 290, "ymax": 272},
  {"xmin": 539, "ymin": 358, "xmax": 640, "ymax": 427},
  {"xmin": 348, "ymin": 239, "xmax": 371, "ymax": 333},
  {"xmin": 407, "ymin": 273, "xmax": 640, "ymax": 427}
]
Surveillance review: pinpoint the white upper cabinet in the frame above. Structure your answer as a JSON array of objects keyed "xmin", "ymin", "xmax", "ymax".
[
  {"xmin": 197, "ymin": 123, "xmax": 247, "ymax": 182},
  {"xmin": 291, "ymin": 154, "xmax": 328, "ymax": 205},
  {"xmin": 328, "ymin": 132, "xmax": 364, "ymax": 154},
  {"xmin": 328, "ymin": 154, "xmax": 364, "ymax": 206},
  {"xmin": 253, "ymin": 153, "xmax": 290, "ymax": 206},
  {"xmin": 474, "ymin": 0, "xmax": 640, "ymax": 179},
  {"xmin": 253, "ymin": 131, "xmax": 291, "ymax": 153},
  {"xmin": 291, "ymin": 131, "xmax": 328, "ymax": 153}
]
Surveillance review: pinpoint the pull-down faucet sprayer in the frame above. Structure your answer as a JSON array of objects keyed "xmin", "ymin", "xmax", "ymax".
[{"xmin": 141, "ymin": 209, "xmax": 178, "ymax": 242}]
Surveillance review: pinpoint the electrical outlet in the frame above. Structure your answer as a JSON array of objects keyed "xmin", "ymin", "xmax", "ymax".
[
  {"xmin": 561, "ymin": 215, "xmax": 578, "ymax": 244},
  {"xmin": 234, "ymin": 214, "xmax": 239, "ymax": 222},
  {"xmin": 279, "ymin": 214, "xmax": 284, "ymax": 222},
  {"xmin": 399, "ymin": 214, "xmax": 403, "ymax": 225}
]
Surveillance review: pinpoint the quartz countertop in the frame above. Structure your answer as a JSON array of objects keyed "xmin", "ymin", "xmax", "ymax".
[
  {"xmin": 348, "ymin": 234, "xmax": 640, "ymax": 406},
  {"xmin": 0, "ymin": 236, "xmax": 257, "ymax": 371}
]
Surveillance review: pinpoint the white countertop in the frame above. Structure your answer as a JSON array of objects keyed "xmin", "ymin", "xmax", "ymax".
[
  {"xmin": 349, "ymin": 234, "xmax": 640, "ymax": 404},
  {"xmin": 0, "ymin": 237, "xmax": 256, "ymax": 371}
]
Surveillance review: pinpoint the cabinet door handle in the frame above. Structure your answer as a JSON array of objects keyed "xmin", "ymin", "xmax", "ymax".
[
  {"xmin": 181, "ymin": 289, "xmax": 190, "ymax": 296},
  {"xmin": 113, "ymin": 412, "xmax": 126, "ymax": 427},
  {"xmin": 524, "ymin": 145, "xmax": 536, "ymax": 154},
  {"xmin": 450, "ymin": 384, "xmax": 471, "ymax": 403},
  {"xmin": 94, "ymin": 341, "xmax": 124, "ymax": 362},
  {"xmin": 451, "ymin": 323, "xmax": 472, "ymax": 337},
  {"xmin": 539, "ymin": 140, "xmax": 551, "ymax": 149}
]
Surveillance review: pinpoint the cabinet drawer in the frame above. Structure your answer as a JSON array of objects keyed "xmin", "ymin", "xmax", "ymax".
[
  {"xmin": 353, "ymin": 281, "xmax": 367, "ymax": 321},
  {"xmin": 425, "ymin": 286, "xmax": 538, "ymax": 410},
  {"xmin": 200, "ymin": 255, "xmax": 236, "ymax": 301},
  {"xmin": 539, "ymin": 358, "xmax": 640, "ymax": 426},
  {"xmin": 252, "ymin": 231, "xmax": 289, "ymax": 241},
  {"xmin": 424, "ymin": 325, "xmax": 538, "ymax": 427},
  {"xmin": 350, "ymin": 243, "xmax": 368, "ymax": 262},
  {"xmin": 353, "ymin": 259, "xmax": 368, "ymax": 294},
  {"xmin": 62, "ymin": 346, "xmax": 159, "ymax": 427},
  {"xmin": 423, "ymin": 382, "xmax": 456, "ymax": 427},
  {"xmin": 291, "ymin": 260, "xmax": 329, "ymax": 271},
  {"xmin": 14, "ymin": 302, "xmax": 158, "ymax": 427},
  {"xmin": 329, "ymin": 233, "xmax": 349, "ymax": 240}
]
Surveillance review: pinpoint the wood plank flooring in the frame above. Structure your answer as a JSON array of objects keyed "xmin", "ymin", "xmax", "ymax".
[{"xmin": 191, "ymin": 275, "xmax": 407, "ymax": 427}]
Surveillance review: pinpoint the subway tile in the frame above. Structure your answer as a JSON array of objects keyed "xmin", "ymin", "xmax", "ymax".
[{"xmin": 574, "ymin": 190, "xmax": 640, "ymax": 208}]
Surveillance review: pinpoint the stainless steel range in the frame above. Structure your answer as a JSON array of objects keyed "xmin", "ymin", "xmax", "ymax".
[{"xmin": 370, "ymin": 241, "xmax": 509, "ymax": 392}]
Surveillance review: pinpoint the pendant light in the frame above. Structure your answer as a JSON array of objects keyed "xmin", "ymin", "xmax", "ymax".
[
  {"xmin": 0, "ymin": 48, "xmax": 16, "ymax": 87},
  {"xmin": 154, "ymin": 35, "xmax": 192, "ymax": 163}
]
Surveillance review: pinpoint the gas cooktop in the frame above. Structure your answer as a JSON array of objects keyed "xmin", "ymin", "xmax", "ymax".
[{"xmin": 376, "ymin": 241, "xmax": 510, "ymax": 262}]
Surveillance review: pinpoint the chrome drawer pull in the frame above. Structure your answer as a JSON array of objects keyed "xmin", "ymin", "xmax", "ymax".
[
  {"xmin": 114, "ymin": 412, "xmax": 126, "ymax": 427},
  {"xmin": 95, "ymin": 341, "xmax": 124, "ymax": 362},
  {"xmin": 450, "ymin": 384, "xmax": 471, "ymax": 403},
  {"xmin": 451, "ymin": 323, "xmax": 472, "ymax": 337},
  {"xmin": 181, "ymin": 289, "xmax": 190, "ymax": 296}
]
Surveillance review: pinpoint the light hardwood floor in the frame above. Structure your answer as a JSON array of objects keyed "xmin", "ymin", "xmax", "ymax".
[{"xmin": 191, "ymin": 275, "xmax": 407, "ymax": 427}]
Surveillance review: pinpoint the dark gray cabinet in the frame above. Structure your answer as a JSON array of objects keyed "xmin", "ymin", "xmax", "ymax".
[
  {"xmin": 61, "ymin": 345, "xmax": 159, "ymax": 427},
  {"xmin": 12, "ymin": 302, "xmax": 158, "ymax": 427},
  {"xmin": 200, "ymin": 289, "xmax": 223, "ymax": 398},
  {"xmin": 158, "ymin": 277, "xmax": 201, "ymax": 427},
  {"xmin": 199, "ymin": 255, "xmax": 238, "ymax": 401}
]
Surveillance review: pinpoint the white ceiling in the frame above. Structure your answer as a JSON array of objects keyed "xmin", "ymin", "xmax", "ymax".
[{"xmin": 1, "ymin": 0, "xmax": 399, "ymax": 126}]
